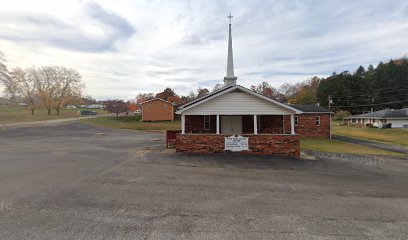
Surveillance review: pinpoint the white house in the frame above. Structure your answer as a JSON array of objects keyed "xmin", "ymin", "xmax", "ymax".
[{"xmin": 345, "ymin": 108, "xmax": 408, "ymax": 128}]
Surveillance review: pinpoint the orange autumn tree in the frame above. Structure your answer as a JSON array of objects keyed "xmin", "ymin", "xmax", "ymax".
[{"xmin": 128, "ymin": 103, "xmax": 138, "ymax": 112}]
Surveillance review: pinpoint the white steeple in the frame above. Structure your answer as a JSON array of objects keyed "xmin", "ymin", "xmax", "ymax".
[{"xmin": 224, "ymin": 13, "xmax": 237, "ymax": 86}]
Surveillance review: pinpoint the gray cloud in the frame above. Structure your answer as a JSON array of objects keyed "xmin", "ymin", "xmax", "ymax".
[
  {"xmin": 1, "ymin": 0, "xmax": 408, "ymax": 100},
  {"xmin": 0, "ymin": 1, "xmax": 135, "ymax": 52}
]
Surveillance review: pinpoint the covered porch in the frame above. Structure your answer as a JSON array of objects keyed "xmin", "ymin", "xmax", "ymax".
[
  {"xmin": 176, "ymin": 114, "xmax": 300, "ymax": 157},
  {"xmin": 181, "ymin": 114, "xmax": 296, "ymax": 135}
]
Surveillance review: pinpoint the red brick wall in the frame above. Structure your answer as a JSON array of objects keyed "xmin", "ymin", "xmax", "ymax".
[
  {"xmin": 283, "ymin": 113, "xmax": 330, "ymax": 138},
  {"xmin": 184, "ymin": 114, "xmax": 330, "ymax": 138},
  {"xmin": 185, "ymin": 115, "xmax": 216, "ymax": 134},
  {"xmin": 176, "ymin": 134, "xmax": 300, "ymax": 157},
  {"xmin": 242, "ymin": 115, "xmax": 253, "ymax": 134},
  {"xmin": 142, "ymin": 99, "xmax": 174, "ymax": 121},
  {"xmin": 243, "ymin": 115, "xmax": 287, "ymax": 134},
  {"xmin": 259, "ymin": 115, "xmax": 285, "ymax": 134}
]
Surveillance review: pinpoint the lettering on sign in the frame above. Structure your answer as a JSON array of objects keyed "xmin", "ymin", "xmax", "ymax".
[{"xmin": 224, "ymin": 135, "xmax": 249, "ymax": 152}]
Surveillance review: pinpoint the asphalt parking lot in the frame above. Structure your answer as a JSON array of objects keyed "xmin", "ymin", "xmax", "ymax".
[{"xmin": 0, "ymin": 122, "xmax": 407, "ymax": 239}]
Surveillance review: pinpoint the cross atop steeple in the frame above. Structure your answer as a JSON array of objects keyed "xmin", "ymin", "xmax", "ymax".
[
  {"xmin": 228, "ymin": 13, "xmax": 233, "ymax": 24},
  {"xmin": 224, "ymin": 13, "xmax": 237, "ymax": 86}
]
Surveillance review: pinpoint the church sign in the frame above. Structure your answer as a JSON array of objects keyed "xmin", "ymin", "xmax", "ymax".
[{"xmin": 224, "ymin": 135, "xmax": 249, "ymax": 152}]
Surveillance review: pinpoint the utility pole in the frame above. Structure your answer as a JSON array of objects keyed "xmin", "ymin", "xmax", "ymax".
[
  {"xmin": 328, "ymin": 95, "xmax": 333, "ymax": 139},
  {"xmin": 328, "ymin": 95, "xmax": 332, "ymax": 111}
]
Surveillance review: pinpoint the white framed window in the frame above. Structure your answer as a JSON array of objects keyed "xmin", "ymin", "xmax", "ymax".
[
  {"xmin": 294, "ymin": 116, "xmax": 298, "ymax": 126},
  {"xmin": 257, "ymin": 115, "xmax": 261, "ymax": 131},
  {"xmin": 204, "ymin": 115, "xmax": 210, "ymax": 130},
  {"xmin": 316, "ymin": 116, "xmax": 320, "ymax": 126}
]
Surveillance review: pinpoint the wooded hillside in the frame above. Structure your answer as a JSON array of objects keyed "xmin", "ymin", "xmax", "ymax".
[{"xmin": 317, "ymin": 59, "xmax": 408, "ymax": 114}]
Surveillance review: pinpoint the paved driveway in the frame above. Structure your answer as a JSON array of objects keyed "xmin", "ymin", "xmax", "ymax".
[
  {"xmin": 333, "ymin": 135, "xmax": 408, "ymax": 155},
  {"xmin": 0, "ymin": 123, "xmax": 407, "ymax": 239}
]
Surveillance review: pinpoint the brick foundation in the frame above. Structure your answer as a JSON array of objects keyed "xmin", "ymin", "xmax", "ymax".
[{"xmin": 176, "ymin": 134, "xmax": 300, "ymax": 157}]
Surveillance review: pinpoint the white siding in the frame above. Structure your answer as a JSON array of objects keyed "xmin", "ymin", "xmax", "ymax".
[
  {"xmin": 183, "ymin": 91, "xmax": 295, "ymax": 115},
  {"xmin": 388, "ymin": 119, "xmax": 408, "ymax": 128}
]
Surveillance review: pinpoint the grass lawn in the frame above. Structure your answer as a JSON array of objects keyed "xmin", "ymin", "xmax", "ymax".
[
  {"xmin": 301, "ymin": 138, "xmax": 405, "ymax": 156},
  {"xmin": 332, "ymin": 123, "xmax": 408, "ymax": 148},
  {"xmin": 81, "ymin": 115, "xmax": 181, "ymax": 131},
  {"xmin": 0, "ymin": 105, "xmax": 106, "ymax": 124}
]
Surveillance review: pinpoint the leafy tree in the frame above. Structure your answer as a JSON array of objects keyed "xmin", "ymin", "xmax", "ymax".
[
  {"xmin": 156, "ymin": 87, "xmax": 176, "ymax": 101},
  {"xmin": 196, "ymin": 87, "xmax": 209, "ymax": 98},
  {"xmin": 289, "ymin": 77, "xmax": 320, "ymax": 104},
  {"xmin": 135, "ymin": 93, "xmax": 154, "ymax": 104},
  {"xmin": 128, "ymin": 103, "xmax": 138, "ymax": 113},
  {"xmin": 104, "ymin": 99, "xmax": 128, "ymax": 118},
  {"xmin": 167, "ymin": 95, "xmax": 181, "ymax": 104},
  {"xmin": 251, "ymin": 82, "xmax": 277, "ymax": 98},
  {"xmin": 333, "ymin": 110, "xmax": 351, "ymax": 121}
]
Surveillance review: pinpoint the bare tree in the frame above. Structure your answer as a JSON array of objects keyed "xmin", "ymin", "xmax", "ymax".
[
  {"xmin": 30, "ymin": 66, "xmax": 55, "ymax": 115},
  {"xmin": 30, "ymin": 66, "xmax": 84, "ymax": 115},
  {"xmin": 51, "ymin": 66, "xmax": 83, "ymax": 115},
  {"xmin": 10, "ymin": 68, "xmax": 38, "ymax": 115},
  {"xmin": 278, "ymin": 83, "xmax": 297, "ymax": 99},
  {"xmin": 212, "ymin": 83, "xmax": 223, "ymax": 92},
  {"xmin": 1, "ymin": 52, "xmax": 85, "ymax": 114},
  {"xmin": 0, "ymin": 51, "xmax": 17, "ymax": 104}
]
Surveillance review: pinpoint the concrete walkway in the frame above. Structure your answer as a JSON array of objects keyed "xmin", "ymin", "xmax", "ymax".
[
  {"xmin": 1, "ymin": 114, "xmax": 113, "ymax": 130},
  {"xmin": 333, "ymin": 135, "xmax": 408, "ymax": 155}
]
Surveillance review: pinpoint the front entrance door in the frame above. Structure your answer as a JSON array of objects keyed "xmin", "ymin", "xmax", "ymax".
[{"xmin": 221, "ymin": 116, "xmax": 242, "ymax": 135}]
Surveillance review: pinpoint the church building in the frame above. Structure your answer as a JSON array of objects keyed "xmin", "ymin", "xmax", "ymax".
[{"xmin": 174, "ymin": 15, "xmax": 331, "ymax": 157}]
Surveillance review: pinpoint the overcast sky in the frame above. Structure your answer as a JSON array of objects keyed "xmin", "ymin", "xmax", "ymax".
[{"xmin": 1, "ymin": 0, "xmax": 408, "ymax": 100}]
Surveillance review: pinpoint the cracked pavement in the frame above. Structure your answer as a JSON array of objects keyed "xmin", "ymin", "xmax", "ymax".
[{"xmin": 0, "ymin": 122, "xmax": 407, "ymax": 239}]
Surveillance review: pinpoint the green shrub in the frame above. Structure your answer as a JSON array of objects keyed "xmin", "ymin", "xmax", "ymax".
[{"xmin": 333, "ymin": 110, "xmax": 351, "ymax": 121}]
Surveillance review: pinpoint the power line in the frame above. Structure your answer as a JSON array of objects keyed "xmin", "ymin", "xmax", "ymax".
[
  {"xmin": 333, "ymin": 92, "xmax": 408, "ymax": 103},
  {"xmin": 337, "ymin": 100, "xmax": 408, "ymax": 108},
  {"xmin": 329, "ymin": 89, "xmax": 408, "ymax": 98}
]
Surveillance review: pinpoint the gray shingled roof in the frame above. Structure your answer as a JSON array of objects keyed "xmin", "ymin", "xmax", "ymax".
[
  {"xmin": 289, "ymin": 104, "xmax": 331, "ymax": 113},
  {"xmin": 346, "ymin": 108, "xmax": 408, "ymax": 118}
]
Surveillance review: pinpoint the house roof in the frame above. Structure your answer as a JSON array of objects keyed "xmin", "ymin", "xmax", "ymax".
[
  {"xmin": 139, "ymin": 98, "xmax": 174, "ymax": 105},
  {"xmin": 176, "ymin": 85, "xmax": 302, "ymax": 114},
  {"xmin": 289, "ymin": 104, "xmax": 332, "ymax": 113},
  {"xmin": 346, "ymin": 108, "xmax": 408, "ymax": 119}
]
